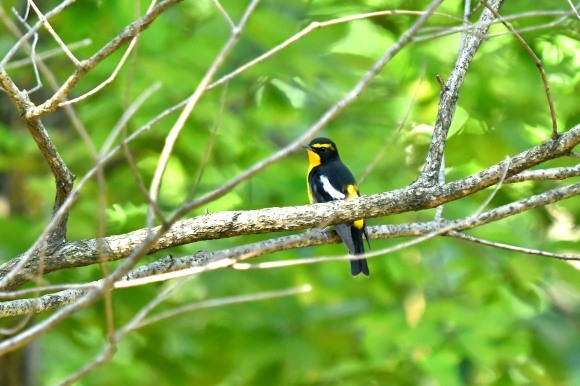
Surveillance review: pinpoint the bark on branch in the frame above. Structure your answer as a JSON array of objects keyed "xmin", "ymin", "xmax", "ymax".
[
  {"xmin": 1, "ymin": 124, "xmax": 578, "ymax": 290},
  {"xmin": 1, "ymin": 181, "xmax": 578, "ymax": 319},
  {"xmin": 420, "ymin": 0, "xmax": 504, "ymax": 184},
  {"xmin": 0, "ymin": 67, "xmax": 75, "ymax": 248}
]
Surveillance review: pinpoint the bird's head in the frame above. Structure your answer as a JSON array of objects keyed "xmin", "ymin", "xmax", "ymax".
[{"xmin": 303, "ymin": 137, "xmax": 340, "ymax": 165}]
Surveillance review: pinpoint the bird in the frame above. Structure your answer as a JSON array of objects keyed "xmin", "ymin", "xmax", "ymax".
[{"xmin": 304, "ymin": 137, "xmax": 370, "ymax": 276}]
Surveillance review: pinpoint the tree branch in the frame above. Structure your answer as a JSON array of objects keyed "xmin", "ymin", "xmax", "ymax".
[
  {"xmin": 1, "ymin": 124, "xmax": 578, "ymax": 290},
  {"xmin": 0, "ymin": 67, "xmax": 75, "ymax": 247},
  {"xmin": 481, "ymin": 0, "xmax": 558, "ymax": 138},
  {"xmin": 1, "ymin": 181, "xmax": 578, "ymax": 318},
  {"xmin": 28, "ymin": 0, "xmax": 184, "ymax": 117},
  {"xmin": 506, "ymin": 165, "xmax": 580, "ymax": 183},
  {"xmin": 448, "ymin": 231, "xmax": 579, "ymax": 261},
  {"xmin": 173, "ymin": 0, "xmax": 445, "ymax": 217},
  {"xmin": 420, "ymin": 0, "xmax": 504, "ymax": 185}
]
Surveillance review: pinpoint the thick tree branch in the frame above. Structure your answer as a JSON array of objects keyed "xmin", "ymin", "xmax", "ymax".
[
  {"xmin": 127, "ymin": 181, "xmax": 580, "ymax": 285},
  {"xmin": 1, "ymin": 181, "xmax": 578, "ymax": 318},
  {"xmin": 0, "ymin": 67, "xmax": 75, "ymax": 247},
  {"xmin": 1, "ymin": 124, "xmax": 578, "ymax": 290},
  {"xmin": 420, "ymin": 0, "xmax": 504, "ymax": 184}
]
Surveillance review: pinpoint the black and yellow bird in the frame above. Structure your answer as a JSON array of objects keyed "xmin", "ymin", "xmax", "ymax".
[{"xmin": 304, "ymin": 137, "xmax": 370, "ymax": 276}]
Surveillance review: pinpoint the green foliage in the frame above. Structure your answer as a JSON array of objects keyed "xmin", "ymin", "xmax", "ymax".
[{"xmin": 0, "ymin": 0, "xmax": 578, "ymax": 385}]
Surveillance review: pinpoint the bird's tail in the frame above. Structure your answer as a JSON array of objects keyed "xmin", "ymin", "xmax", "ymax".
[{"xmin": 334, "ymin": 224, "xmax": 370, "ymax": 277}]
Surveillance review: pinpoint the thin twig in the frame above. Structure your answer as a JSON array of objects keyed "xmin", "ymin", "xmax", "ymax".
[
  {"xmin": 212, "ymin": 0, "xmax": 235, "ymax": 29},
  {"xmin": 0, "ymin": 283, "xmax": 98, "ymax": 299},
  {"xmin": 101, "ymin": 83, "xmax": 162, "ymax": 156},
  {"xmin": 0, "ymin": 312, "xmax": 33, "ymax": 335},
  {"xmin": 459, "ymin": 0, "xmax": 472, "ymax": 52},
  {"xmin": 4, "ymin": 39, "xmax": 92, "ymax": 70},
  {"xmin": 359, "ymin": 64, "xmax": 427, "ymax": 185},
  {"xmin": 57, "ymin": 285, "xmax": 311, "ymax": 385},
  {"xmin": 208, "ymin": 8, "xmax": 461, "ymax": 91},
  {"xmin": 59, "ymin": 0, "xmax": 161, "ymax": 108},
  {"xmin": 565, "ymin": 0, "xmax": 580, "ymax": 19},
  {"xmin": 448, "ymin": 231, "xmax": 579, "ymax": 261},
  {"xmin": 415, "ymin": 13, "xmax": 573, "ymax": 43},
  {"xmin": 29, "ymin": 0, "xmax": 183, "ymax": 117},
  {"xmin": 173, "ymin": 0, "xmax": 445, "ymax": 220},
  {"xmin": 135, "ymin": 285, "xmax": 312, "ymax": 330},
  {"xmin": 505, "ymin": 165, "xmax": 580, "ymax": 183},
  {"xmin": 480, "ymin": 0, "xmax": 558, "ymax": 139},
  {"xmin": 0, "ymin": 0, "xmax": 76, "ymax": 66},
  {"xmin": 147, "ymin": 0, "xmax": 261, "ymax": 229},
  {"xmin": 26, "ymin": 0, "xmax": 80, "ymax": 66},
  {"xmin": 474, "ymin": 156, "xmax": 510, "ymax": 216},
  {"xmin": 189, "ymin": 82, "xmax": 228, "ymax": 199},
  {"xmin": 435, "ymin": 74, "xmax": 445, "ymax": 91},
  {"xmin": 10, "ymin": 8, "xmax": 42, "ymax": 92}
]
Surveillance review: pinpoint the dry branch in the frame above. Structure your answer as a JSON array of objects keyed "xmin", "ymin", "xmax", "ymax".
[
  {"xmin": 420, "ymin": 0, "xmax": 504, "ymax": 185},
  {"xmin": 28, "ymin": 0, "xmax": 184, "ymax": 116},
  {"xmin": 0, "ymin": 67, "xmax": 75, "ymax": 247},
  {"xmin": 1, "ymin": 124, "xmax": 578, "ymax": 290},
  {"xmin": 1, "ymin": 181, "xmax": 578, "ymax": 319}
]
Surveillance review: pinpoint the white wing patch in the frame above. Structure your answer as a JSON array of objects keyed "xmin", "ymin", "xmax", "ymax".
[{"xmin": 320, "ymin": 175, "xmax": 345, "ymax": 200}]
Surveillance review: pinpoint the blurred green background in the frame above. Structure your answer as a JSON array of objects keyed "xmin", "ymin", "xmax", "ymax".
[{"xmin": 0, "ymin": 0, "xmax": 579, "ymax": 385}]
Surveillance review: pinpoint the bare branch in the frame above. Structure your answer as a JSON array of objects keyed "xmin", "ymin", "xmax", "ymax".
[
  {"xmin": 3, "ymin": 39, "xmax": 92, "ymax": 70},
  {"xmin": 474, "ymin": 156, "xmax": 510, "ymax": 215},
  {"xmin": 26, "ymin": 0, "xmax": 80, "ymax": 66},
  {"xmin": 134, "ymin": 285, "xmax": 312, "ymax": 330},
  {"xmin": 1, "ymin": 178, "xmax": 578, "ymax": 319},
  {"xmin": 0, "ymin": 68, "xmax": 75, "ymax": 247},
  {"xmin": 420, "ymin": 0, "xmax": 504, "ymax": 185},
  {"xmin": 189, "ymin": 83, "xmax": 227, "ymax": 200},
  {"xmin": 147, "ymin": 0, "xmax": 261, "ymax": 229},
  {"xmin": 2, "ymin": 179, "xmax": 577, "ymax": 319},
  {"xmin": 448, "ymin": 231, "xmax": 579, "ymax": 261},
  {"xmin": 0, "ymin": 0, "xmax": 76, "ymax": 66},
  {"xmin": 506, "ymin": 165, "xmax": 580, "ymax": 183},
  {"xmin": 212, "ymin": 0, "xmax": 235, "ymax": 30},
  {"xmin": 58, "ymin": 285, "xmax": 311, "ymax": 384},
  {"xmin": 565, "ymin": 0, "xmax": 580, "ymax": 20},
  {"xmin": 1, "ymin": 124, "xmax": 577, "ymax": 291},
  {"xmin": 174, "ymin": 0, "xmax": 445, "ymax": 219},
  {"xmin": 28, "ymin": 0, "xmax": 184, "ymax": 117},
  {"xmin": 480, "ymin": 0, "xmax": 558, "ymax": 139},
  {"xmin": 459, "ymin": 0, "xmax": 472, "ymax": 52}
]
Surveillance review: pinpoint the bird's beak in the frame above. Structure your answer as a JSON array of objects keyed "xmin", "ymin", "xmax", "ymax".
[{"xmin": 302, "ymin": 145, "xmax": 313, "ymax": 151}]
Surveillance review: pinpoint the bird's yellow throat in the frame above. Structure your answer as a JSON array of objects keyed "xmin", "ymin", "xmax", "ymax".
[{"xmin": 307, "ymin": 149, "xmax": 321, "ymax": 172}]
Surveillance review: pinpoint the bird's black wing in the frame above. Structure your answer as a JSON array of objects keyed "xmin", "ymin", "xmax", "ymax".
[{"xmin": 309, "ymin": 160, "xmax": 370, "ymax": 276}]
